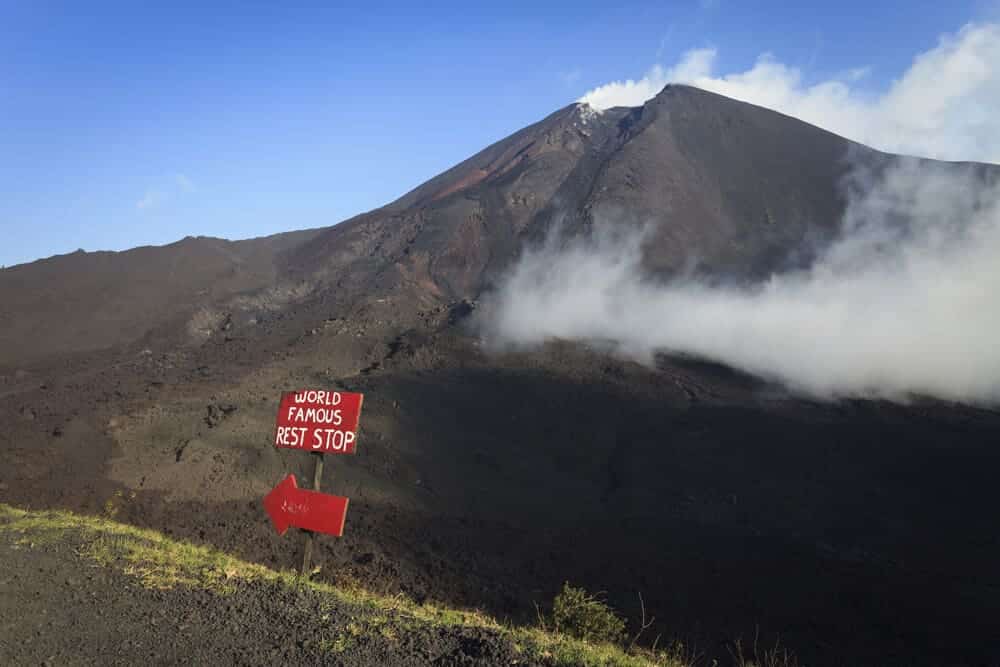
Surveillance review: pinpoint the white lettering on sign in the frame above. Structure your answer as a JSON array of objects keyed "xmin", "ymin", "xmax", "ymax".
[
  {"xmin": 281, "ymin": 499, "xmax": 309, "ymax": 515},
  {"xmin": 285, "ymin": 406, "xmax": 343, "ymax": 425},
  {"xmin": 294, "ymin": 390, "xmax": 343, "ymax": 406},
  {"xmin": 274, "ymin": 426, "xmax": 309, "ymax": 447},
  {"xmin": 310, "ymin": 429, "xmax": 356, "ymax": 452}
]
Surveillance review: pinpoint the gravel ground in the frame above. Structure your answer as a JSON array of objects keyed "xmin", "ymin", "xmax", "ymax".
[{"xmin": 0, "ymin": 530, "xmax": 528, "ymax": 666}]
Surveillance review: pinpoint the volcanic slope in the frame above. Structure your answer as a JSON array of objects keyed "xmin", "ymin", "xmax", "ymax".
[
  {"xmin": 0, "ymin": 228, "xmax": 324, "ymax": 367},
  {"xmin": 3, "ymin": 85, "xmax": 1000, "ymax": 667}
]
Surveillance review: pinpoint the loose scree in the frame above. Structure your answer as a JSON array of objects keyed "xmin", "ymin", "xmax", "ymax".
[{"xmin": 274, "ymin": 389, "xmax": 364, "ymax": 454}]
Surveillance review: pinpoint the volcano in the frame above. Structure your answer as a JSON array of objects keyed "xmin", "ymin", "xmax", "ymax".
[{"xmin": 2, "ymin": 85, "xmax": 999, "ymax": 666}]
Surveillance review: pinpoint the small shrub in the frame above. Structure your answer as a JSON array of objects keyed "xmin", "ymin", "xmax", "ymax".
[
  {"xmin": 731, "ymin": 632, "xmax": 799, "ymax": 667},
  {"xmin": 551, "ymin": 582, "xmax": 626, "ymax": 645},
  {"xmin": 102, "ymin": 489, "xmax": 136, "ymax": 520},
  {"xmin": 103, "ymin": 490, "xmax": 124, "ymax": 519}
]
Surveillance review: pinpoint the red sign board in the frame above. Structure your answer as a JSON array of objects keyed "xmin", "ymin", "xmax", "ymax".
[
  {"xmin": 274, "ymin": 389, "xmax": 364, "ymax": 454},
  {"xmin": 264, "ymin": 474, "xmax": 349, "ymax": 537}
]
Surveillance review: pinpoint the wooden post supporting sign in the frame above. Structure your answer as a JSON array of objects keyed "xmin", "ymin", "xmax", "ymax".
[{"xmin": 300, "ymin": 451, "xmax": 325, "ymax": 575}]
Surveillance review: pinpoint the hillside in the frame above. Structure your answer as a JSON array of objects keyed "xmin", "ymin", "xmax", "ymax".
[
  {"xmin": 0, "ymin": 228, "xmax": 323, "ymax": 367},
  {"xmin": 2, "ymin": 85, "xmax": 999, "ymax": 666}
]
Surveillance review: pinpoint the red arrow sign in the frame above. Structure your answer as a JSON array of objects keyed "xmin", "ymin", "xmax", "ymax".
[{"xmin": 263, "ymin": 474, "xmax": 349, "ymax": 537}]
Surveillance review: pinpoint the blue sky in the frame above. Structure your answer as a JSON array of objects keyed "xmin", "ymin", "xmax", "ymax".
[{"xmin": 1, "ymin": 0, "xmax": 996, "ymax": 267}]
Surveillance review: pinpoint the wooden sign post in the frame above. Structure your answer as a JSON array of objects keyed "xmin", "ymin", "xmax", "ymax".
[
  {"xmin": 300, "ymin": 451, "xmax": 324, "ymax": 575},
  {"xmin": 265, "ymin": 389, "xmax": 364, "ymax": 575}
]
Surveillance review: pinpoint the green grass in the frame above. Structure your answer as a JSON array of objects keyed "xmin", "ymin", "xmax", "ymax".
[{"xmin": 0, "ymin": 503, "xmax": 686, "ymax": 667}]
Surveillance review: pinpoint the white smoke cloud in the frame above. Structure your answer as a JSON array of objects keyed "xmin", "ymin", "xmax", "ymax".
[
  {"xmin": 484, "ymin": 160, "xmax": 1000, "ymax": 405},
  {"xmin": 580, "ymin": 23, "xmax": 1000, "ymax": 164}
]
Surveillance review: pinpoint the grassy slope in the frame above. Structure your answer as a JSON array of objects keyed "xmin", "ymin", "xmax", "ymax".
[{"xmin": 0, "ymin": 504, "xmax": 683, "ymax": 667}]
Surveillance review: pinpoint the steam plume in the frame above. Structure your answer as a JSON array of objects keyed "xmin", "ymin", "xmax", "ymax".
[
  {"xmin": 579, "ymin": 23, "xmax": 1000, "ymax": 164},
  {"xmin": 484, "ymin": 159, "xmax": 1000, "ymax": 405}
]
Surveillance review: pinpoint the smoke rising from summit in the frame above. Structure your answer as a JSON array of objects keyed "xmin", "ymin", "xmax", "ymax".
[
  {"xmin": 580, "ymin": 23, "xmax": 1000, "ymax": 164},
  {"xmin": 484, "ymin": 159, "xmax": 1000, "ymax": 405}
]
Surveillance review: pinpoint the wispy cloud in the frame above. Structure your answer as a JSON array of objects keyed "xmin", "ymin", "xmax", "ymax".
[
  {"xmin": 561, "ymin": 68, "xmax": 582, "ymax": 87},
  {"xmin": 136, "ymin": 190, "xmax": 164, "ymax": 211},
  {"xmin": 136, "ymin": 173, "xmax": 197, "ymax": 211},
  {"xmin": 654, "ymin": 25, "xmax": 676, "ymax": 60},
  {"xmin": 579, "ymin": 22, "xmax": 1000, "ymax": 164},
  {"xmin": 174, "ymin": 173, "xmax": 196, "ymax": 192}
]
